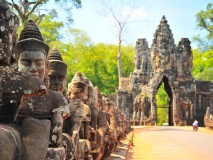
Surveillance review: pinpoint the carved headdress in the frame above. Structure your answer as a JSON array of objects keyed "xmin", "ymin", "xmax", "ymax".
[
  {"xmin": 68, "ymin": 72, "xmax": 89, "ymax": 100},
  {"xmin": 0, "ymin": 0, "xmax": 19, "ymax": 64},
  {"xmin": 16, "ymin": 20, "xmax": 49, "ymax": 58},
  {"xmin": 47, "ymin": 48, "xmax": 67, "ymax": 76}
]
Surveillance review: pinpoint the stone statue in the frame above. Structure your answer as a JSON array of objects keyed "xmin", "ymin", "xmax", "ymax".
[
  {"xmin": 133, "ymin": 95, "xmax": 142, "ymax": 120},
  {"xmin": 101, "ymin": 97, "xmax": 116, "ymax": 158},
  {"xmin": 133, "ymin": 95, "xmax": 151, "ymax": 123},
  {"xmin": 114, "ymin": 108, "xmax": 123, "ymax": 143},
  {"xmin": 0, "ymin": 1, "xmax": 51, "ymax": 159},
  {"xmin": 68, "ymin": 72, "xmax": 92, "ymax": 159},
  {"xmin": 15, "ymin": 20, "xmax": 70, "ymax": 159},
  {"xmin": 47, "ymin": 48, "xmax": 67, "ymax": 95},
  {"xmin": 47, "ymin": 47, "xmax": 85, "ymax": 159},
  {"xmin": 90, "ymin": 86, "xmax": 109, "ymax": 160}
]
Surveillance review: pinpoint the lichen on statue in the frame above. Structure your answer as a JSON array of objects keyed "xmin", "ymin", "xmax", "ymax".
[
  {"xmin": 68, "ymin": 72, "xmax": 92, "ymax": 158},
  {"xmin": 47, "ymin": 48, "xmax": 67, "ymax": 95},
  {"xmin": 47, "ymin": 47, "xmax": 85, "ymax": 159},
  {"xmin": 93, "ymin": 87, "xmax": 110, "ymax": 160},
  {"xmin": 0, "ymin": 1, "xmax": 49, "ymax": 159},
  {"xmin": 15, "ymin": 20, "xmax": 70, "ymax": 159},
  {"xmin": 101, "ymin": 97, "xmax": 117, "ymax": 158}
]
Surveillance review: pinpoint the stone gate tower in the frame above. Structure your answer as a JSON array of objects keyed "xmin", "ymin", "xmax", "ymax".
[{"xmin": 117, "ymin": 16, "xmax": 213, "ymax": 126}]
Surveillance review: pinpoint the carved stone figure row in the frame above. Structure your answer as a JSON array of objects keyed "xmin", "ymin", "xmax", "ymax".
[
  {"xmin": 0, "ymin": 1, "xmax": 130, "ymax": 159},
  {"xmin": 67, "ymin": 72, "xmax": 130, "ymax": 159}
]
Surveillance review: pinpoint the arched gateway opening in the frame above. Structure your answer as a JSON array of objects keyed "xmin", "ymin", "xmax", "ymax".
[{"xmin": 156, "ymin": 76, "xmax": 173, "ymax": 126}]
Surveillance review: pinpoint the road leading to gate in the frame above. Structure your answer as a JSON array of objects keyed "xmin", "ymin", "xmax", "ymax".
[{"xmin": 126, "ymin": 126, "xmax": 213, "ymax": 160}]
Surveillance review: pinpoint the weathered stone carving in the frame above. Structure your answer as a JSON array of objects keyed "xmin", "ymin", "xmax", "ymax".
[
  {"xmin": 89, "ymin": 86, "xmax": 109, "ymax": 160},
  {"xmin": 0, "ymin": 1, "xmax": 50, "ymax": 159},
  {"xmin": 68, "ymin": 72, "xmax": 92, "ymax": 159},
  {"xmin": 102, "ymin": 97, "xmax": 117, "ymax": 158},
  {"xmin": 133, "ymin": 94, "xmax": 151, "ymax": 125},
  {"xmin": 15, "ymin": 20, "xmax": 70, "ymax": 159},
  {"xmin": 47, "ymin": 48, "xmax": 67, "ymax": 95},
  {"xmin": 117, "ymin": 15, "xmax": 213, "ymax": 127},
  {"xmin": 47, "ymin": 47, "xmax": 85, "ymax": 159}
]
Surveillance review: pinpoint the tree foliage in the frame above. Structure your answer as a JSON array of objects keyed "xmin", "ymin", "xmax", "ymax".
[
  {"xmin": 8, "ymin": 0, "xmax": 81, "ymax": 25},
  {"xmin": 192, "ymin": 49, "xmax": 213, "ymax": 82},
  {"xmin": 50, "ymin": 28, "xmax": 134, "ymax": 94},
  {"xmin": 17, "ymin": 15, "xmax": 63, "ymax": 45},
  {"xmin": 156, "ymin": 83, "xmax": 169, "ymax": 126},
  {"xmin": 99, "ymin": 0, "xmax": 138, "ymax": 87},
  {"xmin": 193, "ymin": 3, "xmax": 213, "ymax": 51}
]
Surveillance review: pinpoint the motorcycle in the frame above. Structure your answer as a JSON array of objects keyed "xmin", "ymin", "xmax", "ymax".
[{"xmin": 193, "ymin": 125, "xmax": 198, "ymax": 131}]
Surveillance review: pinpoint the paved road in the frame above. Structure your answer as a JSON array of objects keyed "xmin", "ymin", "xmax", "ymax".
[{"xmin": 126, "ymin": 126, "xmax": 213, "ymax": 160}]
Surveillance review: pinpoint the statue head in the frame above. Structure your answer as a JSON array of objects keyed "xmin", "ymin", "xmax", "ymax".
[
  {"xmin": 103, "ymin": 97, "xmax": 115, "ymax": 113},
  {"xmin": 102, "ymin": 97, "xmax": 109, "ymax": 112},
  {"xmin": 0, "ymin": 0, "xmax": 19, "ymax": 65},
  {"xmin": 47, "ymin": 48, "xmax": 67, "ymax": 94},
  {"xmin": 108, "ymin": 101, "xmax": 116, "ymax": 114},
  {"xmin": 68, "ymin": 72, "xmax": 88, "ymax": 101},
  {"xmin": 84, "ymin": 79, "xmax": 93, "ymax": 106},
  {"xmin": 16, "ymin": 20, "xmax": 49, "ymax": 81}
]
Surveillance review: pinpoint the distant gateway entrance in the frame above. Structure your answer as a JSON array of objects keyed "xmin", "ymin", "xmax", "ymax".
[{"xmin": 156, "ymin": 76, "xmax": 173, "ymax": 126}]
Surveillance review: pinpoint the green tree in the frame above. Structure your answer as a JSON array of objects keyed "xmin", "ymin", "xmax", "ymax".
[
  {"xmin": 156, "ymin": 83, "xmax": 169, "ymax": 126},
  {"xmin": 192, "ymin": 49, "xmax": 213, "ymax": 81},
  {"xmin": 39, "ymin": 15, "xmax": 63, "ymax": 44},
  {"xmin": 8, "ymin": 0, "xmax": 81, "ymax": 25},
  {"xmin": 17, "ymin": 15, "xmax": 64, "ymax": 48},
  {"xmin": 60, "ymin": 28, "xmax": 134, "ymax": 94},
  {"xmin": 99, "ymin": 0, "xmax": 139, "ymax": 88},
  {"xmin": 193, "ymin": 3, "xmax": 213, "ymax": 51}
]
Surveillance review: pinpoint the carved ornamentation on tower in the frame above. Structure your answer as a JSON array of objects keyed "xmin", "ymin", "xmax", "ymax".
[{"xmin": 117, "ymin": 15, "xmax": 213, "ymax": 126}]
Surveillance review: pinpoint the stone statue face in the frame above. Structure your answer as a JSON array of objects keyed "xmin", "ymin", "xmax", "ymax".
[
  {"xmin": 68, "ymin": 82, "xmax": 88, "ymax": 101},
  {"xmin": 18, "ymin": 51, "xmax": 47, "ymax": 81},
  {"xmin": 102, "ymin": 99, "xmax": 108, "ymax": 111},
  {"xmin": 48, "ymin": 73, "xmax": 67, "ymax": 94}
]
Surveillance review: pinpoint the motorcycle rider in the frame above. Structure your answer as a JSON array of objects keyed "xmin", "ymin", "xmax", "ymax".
[{"xmin": 193, "ymin": 120, "xmax": 198, "ymax": 130}]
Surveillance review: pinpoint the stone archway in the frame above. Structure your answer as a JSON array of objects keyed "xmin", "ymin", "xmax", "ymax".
[
  {"xmin": 117, "ymin": 16, "xmax": 213, "ymax": 127},
  {"xmin": 155, "ymin": 76, "xmax": 174, "ymax": 126}
]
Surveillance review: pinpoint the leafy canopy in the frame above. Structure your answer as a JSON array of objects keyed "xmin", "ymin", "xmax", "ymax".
[
  {"xmin": 193, "ymin": 3, "xmax": 213, "ymax": 51},
  {"xmin": 9, "ymin": 0, "xmax": 82, "ymax": 25}
]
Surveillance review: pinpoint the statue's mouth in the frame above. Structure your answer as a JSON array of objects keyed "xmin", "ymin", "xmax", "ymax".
[{"xmin": 51, "ymin": 86, "xmax": 61, "ymax": 91}]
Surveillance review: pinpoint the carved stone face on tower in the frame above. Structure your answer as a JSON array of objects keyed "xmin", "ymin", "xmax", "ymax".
[
  {"xmin": 47, "ymin": 48, "xmax": 67, "ymax": 94},
  {"xmin": 16, "ymin": 20, "xmax": 49, "ymax": 81}
]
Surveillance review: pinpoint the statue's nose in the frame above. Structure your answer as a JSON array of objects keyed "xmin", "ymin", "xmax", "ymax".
[{"xmin": 29, "ymin": 62, "xmax": 37, "ymax": 72}]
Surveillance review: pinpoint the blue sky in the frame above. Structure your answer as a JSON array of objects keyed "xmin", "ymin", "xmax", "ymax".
[{"xmin": 70, "ymin": 0, "xmax": 210, "ymax": 49}]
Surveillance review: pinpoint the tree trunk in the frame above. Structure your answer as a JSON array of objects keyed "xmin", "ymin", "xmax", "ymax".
[{"xmin": 117, "ymin": 37, "xmax": 122, "ymax": 89}]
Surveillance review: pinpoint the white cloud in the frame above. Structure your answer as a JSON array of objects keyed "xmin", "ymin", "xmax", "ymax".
[
  {"xmin": 123, "ymin": 7, "xmax": 150, "ymax": 21},
  {"xmin": 132, "ymin": 8, "xmax": 150, "ymax": 20}
]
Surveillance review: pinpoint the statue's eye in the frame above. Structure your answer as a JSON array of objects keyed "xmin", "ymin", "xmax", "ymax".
[
  {"xmin": 58, "ymin": 76, "xmax": 65, "ymax": 81},
  {"xmin": 21, "ymin": 60, "xmax": 30, "ymax": 66},
  {"xmin": 48, "ymin": 75, "xmax": 55, "ymax": 79},
  {"xmin": 35, "ymin": 59, "xmax": 44, "ymax": 66}
]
